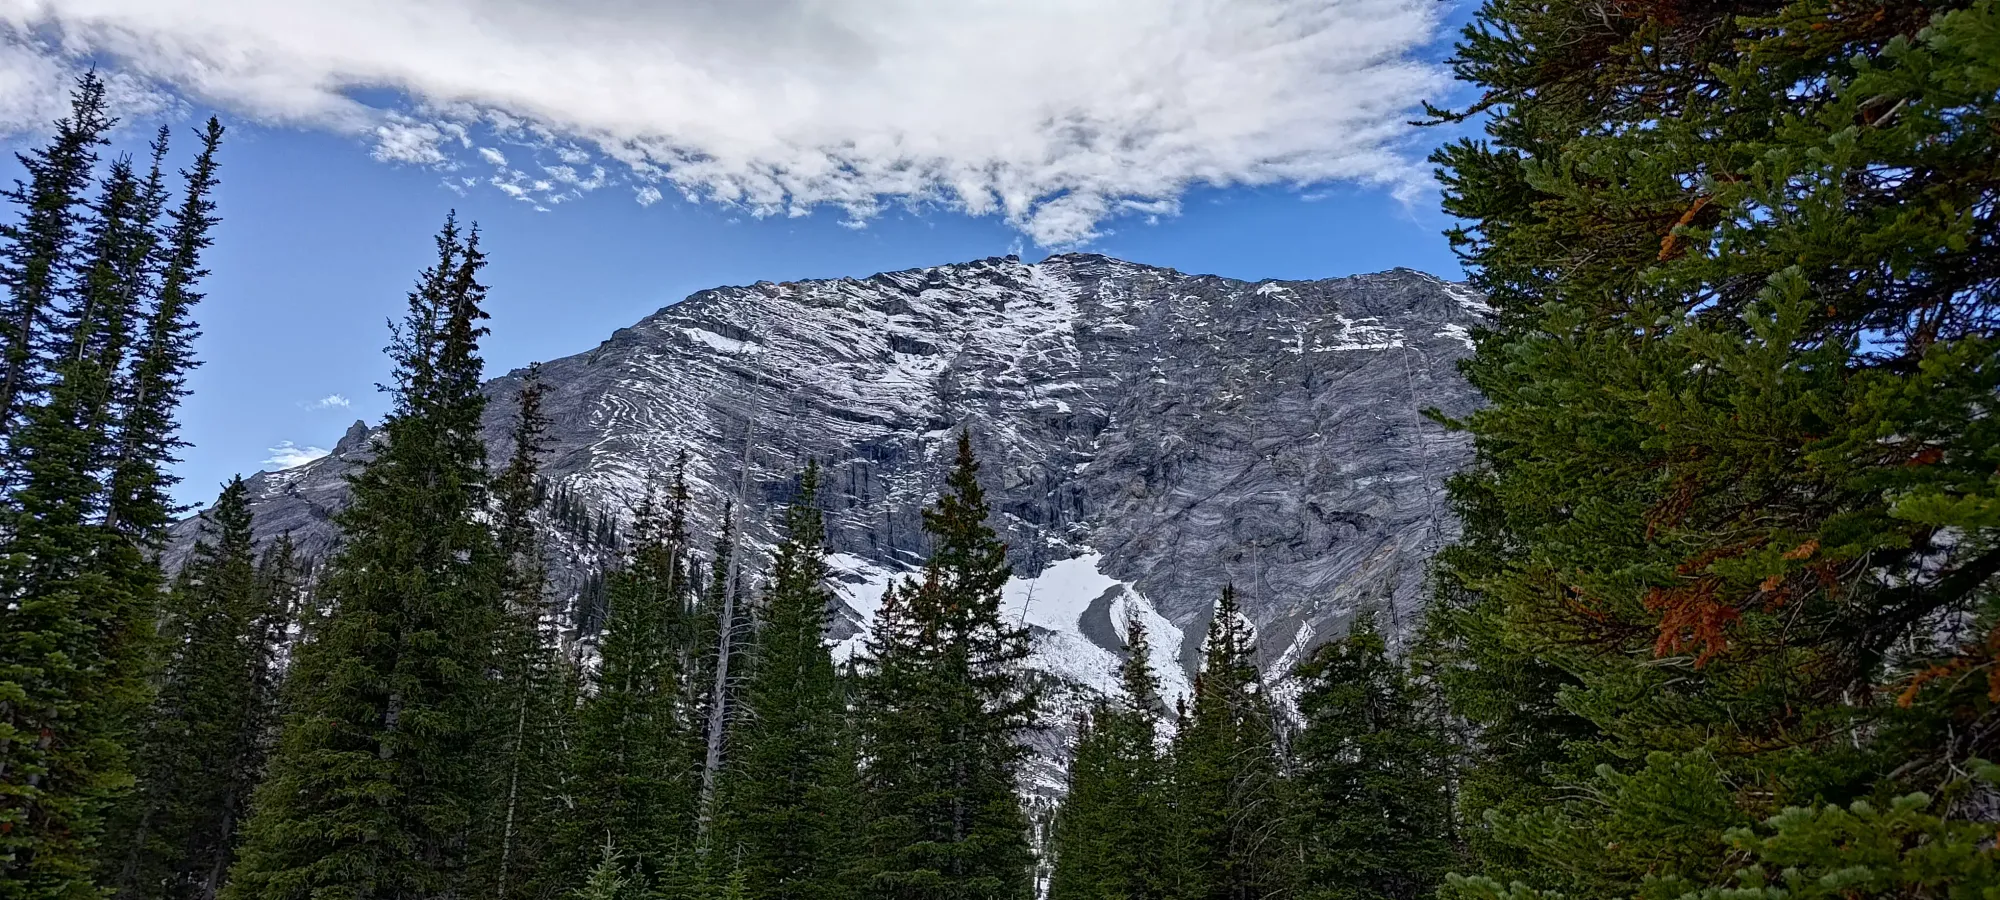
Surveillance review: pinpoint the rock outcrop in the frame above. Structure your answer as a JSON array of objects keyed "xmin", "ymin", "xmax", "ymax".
[{"xmin": 172, "ymin": 252, "xmax": 1485, "ymax": 717}]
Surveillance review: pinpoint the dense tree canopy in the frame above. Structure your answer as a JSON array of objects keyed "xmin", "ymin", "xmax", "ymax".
[{"xmin": 1427, "ymin": 0, "xmax": 2000, "ymax": 894}]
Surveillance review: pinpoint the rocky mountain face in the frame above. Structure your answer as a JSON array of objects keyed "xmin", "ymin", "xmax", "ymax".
[{"xmin": 171, "ymin": 252, "xmax": 1483, "ymax": 758}]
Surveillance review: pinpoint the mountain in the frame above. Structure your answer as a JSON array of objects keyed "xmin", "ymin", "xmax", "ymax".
[{"xmin": 171, "ymin": 252, "xmax": 1483, "ymax": 766}]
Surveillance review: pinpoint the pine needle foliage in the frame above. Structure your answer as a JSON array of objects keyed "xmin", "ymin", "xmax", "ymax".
[
  {"xmin": 0, "ymin": 79, "xmax": 222, "ymax": 900},
  {"xmin": 483, "ymin": 370, "xmax": 574, "ymax": 900},
  {"xmin": 108, "ymin": 479, "xmax": 295, "ymax": 900},
  {"xmin": 1047, "ymin": 614, "xmax": 1173, "ymax": 900},
  {"xmin": 1290, "ymin": 615, "xmax": 1454, "ymax": 900},
  {"xmin": 715, "ymin": 461, "xmax": 862, "ymax": 900},
  {"xmin": 1429, "ymin": 0, "xmax": 2000, "ymax": 893},
  {"xmin": 1170, "ymin": 585, "xmax": 1289, "ymax": 900},
  {"xmin": 856, "ymin": 432, "xmax": 1037, "ymax": 900},
  {"xmin": 556, "ymin": 486, "xmax": 698, "ymax": 892},
  {"xmin": 222, "ymin": 215, "xmax": 503, "ymax": 900}
]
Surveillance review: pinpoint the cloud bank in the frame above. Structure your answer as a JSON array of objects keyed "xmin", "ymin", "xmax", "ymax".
[
  {"xmin": 263, "ymin": 441, "xmax": 328, "ymax": 470},
  {"xmin": 0, "ymin": 0, "xmax": 1448, "ymax": 245}
]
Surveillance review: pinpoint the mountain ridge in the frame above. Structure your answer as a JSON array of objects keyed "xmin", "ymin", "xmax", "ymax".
[{"xmin": 172, "ymin": 251, "xmax": 1484, "ymax": 710}]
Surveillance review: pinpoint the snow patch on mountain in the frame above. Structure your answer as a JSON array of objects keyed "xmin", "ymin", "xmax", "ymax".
[{"xmin": 827, "ymin": 551, "xmax": 1191, "ymax": 708}]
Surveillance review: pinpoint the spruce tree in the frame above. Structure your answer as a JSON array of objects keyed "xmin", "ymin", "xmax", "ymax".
[
  {"xmin": 484, "ymin": 369, "xmax": 572, "ymax": 900},
  {"xmin": 108, "ymin": 478, "xmax": 294, "ymax": 900},
  {"xmin": 0, "ymin": 73, "xmax": 110, "ymax": 461},
  {"xmin": 570, "ymin": 845, "xmax": 635, "ymax": 900},
  {"xmin": 0, "ymin": 104, "xmax": 221, "ymax": 897},
  {"xmin": 1428, "ymin": 0, "xmax": 2000, "ymax": 893},
  {"xmin": 1047, "ymin": 614, "xmax": 1172, "ymax": 900},
  {"xmin": 715, "ymin": 461, "xmax": 861, "ymax": 900},
  {"xmin": 1170, "ymin": 585, "xmax": 1288, "ymax": 900},
  {"xmin": 694, "ymin": 502, "xmax": 750, "ymax": 844},
  {"xmin": 1290, "ymin": 615, "xmax": 1453, "ymax": 900},
  {"xmin": 222, "ymin": 215, "xmax": 503, "ymax": 900},
  {"xmin": 855, "ymin": 432, "xmax": 1037, "ymax": 900},
  {"xmin": 103, "ymin": 118, "xmax": 223, "ymax": 538},
  {"xmin": 555, "ymin": 489, "xmax": 696, "ymax": 893}
]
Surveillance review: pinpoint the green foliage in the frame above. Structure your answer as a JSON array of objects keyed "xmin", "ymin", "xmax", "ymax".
[
  {"xmin": 855, "ymin": 432, "xmax": 1037, "ymax": 900},
  {"xmin": 0, "ymin": 79, "xmax": 222, "ymax": 900},
  {"xmin": 483, "ymin": 370, "xmax": 578, "ymax": 900},
  {"xmin": 1291, "ymin": 615, "xmax": 1455, "ymax": 900},
  {"xmin": 105, "ymin": 117, "xmax": 223, "ymax": 538},
  {"xmin": 1431, "ymin": 0, "xmax": 2000, "ymax": 894},
  {"xmin": 0, "ymin": 73, "xmax": 109, "ymax": 456},
  {"xmin": 106, "ymin": 480, "xmax": 296, "ymax": 900},
  {"xmin": 1170, "ymin": 585, "xmax": 1289, "ymax": 900},
  {"xmin": 714, "ymin": 461, "xmax": 862, "ymax": 900},
  {"xmin": 554, "ymin": 484, "xmax": 698, "ymax": 892},
  {"xmin": 1048, "ymin": 614, "xmax": 1172, "ymax": 900},
  {"xmin": 570, "ymin": 844, "xmax": 636, "ymax": 900},
  {"xmin": 1448, "ymin": 765, "xmax": 2000, "ymax": 900},
  {"xmin": 221, "ymin": 215, "xmax": 504, "ymax": 900}
]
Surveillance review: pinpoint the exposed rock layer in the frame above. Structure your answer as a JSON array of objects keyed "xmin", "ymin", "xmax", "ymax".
[{"xmin": 173, "ymin": 252, "xmax": 1484, "ymax": 686}]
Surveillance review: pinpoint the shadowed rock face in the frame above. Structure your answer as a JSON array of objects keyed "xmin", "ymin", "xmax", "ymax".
[{"xmin": 171, "ymin": 252, "xmax": 1483, "ymax": 687}]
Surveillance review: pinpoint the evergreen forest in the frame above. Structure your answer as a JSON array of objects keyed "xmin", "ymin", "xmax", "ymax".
[{"xmin": 0, "ymin": 0, "xmax": 1995, "ymax": 897}]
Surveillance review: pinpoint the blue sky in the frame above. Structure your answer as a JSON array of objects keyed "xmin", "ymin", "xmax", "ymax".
[{"xmin": 0, "ymin": 0, "xmax": 1480, "ymax": 508}]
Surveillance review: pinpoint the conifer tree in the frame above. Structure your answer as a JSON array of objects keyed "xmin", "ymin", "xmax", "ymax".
[
  {"xmin": 222, "ymin": 215, "xmax": 503, "ymax": 900},
  {"xmin": 103, "ymin": 117, "xmax": 223, "ymax": 538},
  {"xmin": 1048, "ymin": 614, "xmax": 1172, "ymax": 900},
  {"xmin": 1170, "ymin": 585, "xmax": 1288, "ymax": 900},
  {"xmin": 484, "ymin": 370, "xmax": 573, "ymax": 900},
  {"xmin": 855, "ymin": 432, "xmax": 1037, "ymax": 900},
  {"xmin": 108, "ymin": 479, "xmax": 294, "ymax": 900},
  {"xmin": 694, "ymin": 502, "xmax": 750, "ymax": 843},
  {"xmin": 570, "ymin": 845, "xmax": 634, "ymax": 900},
  {"xmin": 1427, "ymin": 0, "xmax": 2000, "ymax": 893},
  {"xmin": 0, "ymin": 102, "xmax": 221, "ymax": 897},
  {"xmin": 555, "ymin": 489, "xmax": 696, "ymax": 893},
  {"xmin": 715, "ymin": 461, "xmax": 861, "ymax": 900},
  {"xmin": 1290, "ymin": 615, "xmax": 1453, "ymax": 900},
  {"xmin": 0, "ymin": 73, "xmax": 110, "ymax": 461}
]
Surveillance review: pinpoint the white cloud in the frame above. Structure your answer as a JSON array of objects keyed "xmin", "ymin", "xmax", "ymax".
[
  {"xmin": 0, "ymin": 33, "xmax": 179, "ymax": 135},
  {"xmin": 303, "ymin": 393, "xmax": 350, "ymax": 410},
  {"xmin": 262, "ymin": 441, "xmax": 328, "ymax": 470},
  {"xmin": 0, "ymin": 0, "xmax": 1448, "ymax": 245}
]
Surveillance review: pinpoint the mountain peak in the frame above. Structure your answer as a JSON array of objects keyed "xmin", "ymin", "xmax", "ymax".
[{"xmin": 175, "ymin": 254, "xmax": 1484, "ymax": 772}]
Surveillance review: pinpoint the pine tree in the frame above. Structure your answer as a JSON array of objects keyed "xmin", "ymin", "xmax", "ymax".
[
  {"xmin": 1170, "ymin": 585, "xmax": 1288, "ymax": 900},
  {"xmin": 694, "ymin": 502, "xmax": 750, "ymax": 845},
  {"xmin": 483, "ymin": 369, "xmax": 573, "ymax": 900},
  {"xmin": 222, "ymin": 214, "xmax": 504, "ymax": 900},
  {"xmin": 555, "ymin": 488, "xmax": 697, "ymax": 893},
  {"xmin": 107, "ymin": 478, "xmax": 294, "ymax": 900},
  {"xmin": 715, "ymin": 461, "xmax": 862, "ymax": 900},
  {"xmin": 104, "ymin": 118, "xmax": 222, "ymax": 538},
  {"xmin": 1428, "ymin": 0, "xmax": 2000, "ymax": 893},
  {"xmin": 0, "ymin": 73, "xmax": 110, "ymax": 463},
  {"xmin": 1290, "ymin": 615, "xmax": 1453, "ymax": 900},
  {"xmin": 855, "ymin": 431, "xmax": 1037, "ymax": 900},
  {"xmin": 0, "ymin": 102, "xmax": 222, "ymax": 898},
  {"xmin": 1048, "ymin": 613, "xmax": 1172, "ymax": 900},
  {"xmin": 570, "ymin": 844, "xmax": 634, "ymax": 900}
]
